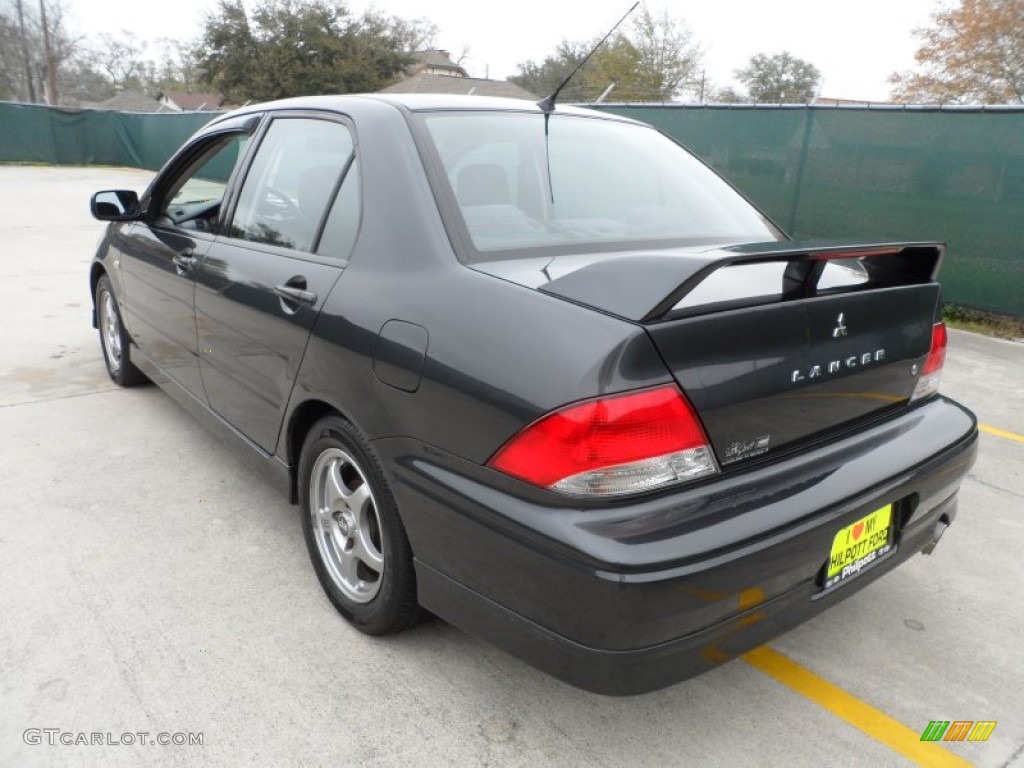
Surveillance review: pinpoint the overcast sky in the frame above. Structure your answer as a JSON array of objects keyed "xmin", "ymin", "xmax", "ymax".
[{"xmin": 66, "ymin": 0, "xmax": 943, "ymax": 101}]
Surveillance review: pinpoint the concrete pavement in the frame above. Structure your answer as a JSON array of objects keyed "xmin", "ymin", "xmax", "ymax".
[{"xmin": 1, "ymin": 165, "xmax": 1021, "ymax": 767}]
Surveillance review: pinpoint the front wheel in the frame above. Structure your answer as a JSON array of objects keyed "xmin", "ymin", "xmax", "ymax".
[
  {"xmin": 299, "ymin": 415, "xmax": 421, "ymax": 635},
  {"xmin": 95, "ymin": 274, "xmax": 147, "ymax": 386}
]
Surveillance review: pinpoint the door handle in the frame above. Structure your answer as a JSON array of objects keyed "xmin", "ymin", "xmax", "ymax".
[
  {"xmin": 273, "ymin": 284, "xmax": 318, "ymax": 306},
  {"xmin": 173, "ymin": 248, "xmax": 196, "ymax": 274}
]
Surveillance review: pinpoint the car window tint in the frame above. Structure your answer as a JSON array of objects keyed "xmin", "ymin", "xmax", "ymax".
[
  {"xmin": 159, "ymin": 134, "xmax": 250, "ymax": 228},
  {"xmin": 230, "ymin": 118, "xmax": 353, "ymax": 252},
  {"xmin": 422, "ymin": 113, "xmax": 781, "ymax": 256},
  {"xmin": 317, "ymin": 159, "xmax": 361, "ymax": 260},
  {"xmin": 448, "ymin": 142, "xmax": 521, "ymax": 208}
]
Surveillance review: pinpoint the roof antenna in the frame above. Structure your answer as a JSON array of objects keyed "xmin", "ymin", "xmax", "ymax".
[{"xmin": 536, "ymin": 1, "xmax": 639, "ymax": 112}]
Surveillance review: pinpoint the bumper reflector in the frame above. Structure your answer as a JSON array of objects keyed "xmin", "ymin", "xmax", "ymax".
[{"xmin": 551, "ymin": 445, "xmax": 718, "ymax": 496}]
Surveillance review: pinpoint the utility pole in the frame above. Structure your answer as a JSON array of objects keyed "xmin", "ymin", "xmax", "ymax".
[
  {"xmin": 595, "ymin": 82, "xmax": 616, "ymax": 104},
  {"xmin": 39, "ymin": 0, "xmax": 59, "ymax": 105},
  {"xmin": 15, "ymin": 0, "xmax": 38, "ymax": 102}
]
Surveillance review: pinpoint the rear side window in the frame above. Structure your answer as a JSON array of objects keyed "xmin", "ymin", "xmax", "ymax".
[
  {"xmin": 420, "ymin": 112, "xmax": 781, "ymax": 258},
  {"xmin": 230, "ymin": 118, "xmax": 354, "ymax": 252},
  {"xmin": 317, "ymin": 159, "xmax": 361, "ymax": 260}
]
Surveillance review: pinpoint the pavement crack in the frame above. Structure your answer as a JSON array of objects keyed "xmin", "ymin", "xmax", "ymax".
[
  {"xmin": 1000, "ymin": 739, "xmax": 1024, "ymax": 768},
  {"xmin": 966, "ymin": 473, "xmax": 1024, "ymax": 501},
  {"xmin": 966, "ymin": 473, "xmax": 1024, "ymax": 500},
  {"xmin": 0, "ymin": 388, "xmax": 120, "ymax": 409}
]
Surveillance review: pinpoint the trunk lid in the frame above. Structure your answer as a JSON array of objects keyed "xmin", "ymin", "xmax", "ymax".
[
  {"xmin": 645, "ymin": 282, "xmax": 939, "ymax": 464},
  {"xmin": 473, "ymin": 240, "xmax": 944, "ymax": 465}
]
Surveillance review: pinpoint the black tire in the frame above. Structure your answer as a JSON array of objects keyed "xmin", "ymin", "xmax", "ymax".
[
  {"xmin": 95, "ymin": 274, "xmax": 147, "ymax": 386},
  {"xmin": 299, "ymin": 414, "xmax": 421, "ymax": 635}
]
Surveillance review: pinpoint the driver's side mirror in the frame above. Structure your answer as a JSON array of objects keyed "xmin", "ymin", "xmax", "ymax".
[{"xmin": 90, "ymin": 189, "xmax": 141, "ymax": 221}]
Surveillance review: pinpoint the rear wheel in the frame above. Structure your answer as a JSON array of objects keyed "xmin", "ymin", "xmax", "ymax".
[
  {"xmin": 299, "ymin": 415, "xmax": 421, "ymax": 635},
  {"xmin": 95, "ymin": 274, "xmax": 147, "ymax": 386}
]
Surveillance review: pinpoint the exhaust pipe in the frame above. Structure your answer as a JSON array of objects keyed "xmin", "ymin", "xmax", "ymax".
[{"xmin": 921, "ymin": 517, "xmax": 949, "ymax": 556}]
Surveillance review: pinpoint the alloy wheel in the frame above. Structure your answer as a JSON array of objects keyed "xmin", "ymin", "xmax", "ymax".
[
  {"xmin": 99, "ymin": 290, "xmax": 122, "ymax": 373},
  {"xmin": 309, "ymin": 447, "xmax": 385, "ymax": 603}
]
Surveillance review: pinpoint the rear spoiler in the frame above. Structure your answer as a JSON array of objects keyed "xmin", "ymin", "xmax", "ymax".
[{"xmin": 537, "ymin": 241, "xmax": 944, "ymax": 323}]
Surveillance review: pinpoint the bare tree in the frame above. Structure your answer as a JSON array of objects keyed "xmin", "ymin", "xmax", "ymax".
[
  {"xmin": 627, "ymin": 6, "xmax": 703, "ymax": 100},
  {"xmin": 38, "ymin": 0, "xmax": 58, "ymax": 103},
  {"xmin": 154, "ymin": 38, "xmax": 203, "ymax": 92},
  {"xmin": 93, "ymin": 31, "xmax": 148, "ymax": 89},
  {"xmin": 1, "ymin": 0, "xmax": 82, "ymax": 103},
  {"xmin": 15, "ymin": 0, "xmax": 37, "ymax": 101}
]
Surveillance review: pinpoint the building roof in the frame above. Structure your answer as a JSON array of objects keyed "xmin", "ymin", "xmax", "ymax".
[
  {"xmin": 380, "ymin": 73, "xmax": 536, "ymax": 101},
  {"xmin": 160, "ymin": 90, "xmax": 225, "ymax": 110},
  {"xmin": 813, "ymin": 96, "xmax": 892, "ymax": 107},
  {"xmin": 410, "ymin": 50, "xmax": 468, "ymax": 77},
  {"xmin": 81, "ymin": 89, "xmax": 166, "ymax": 112}
]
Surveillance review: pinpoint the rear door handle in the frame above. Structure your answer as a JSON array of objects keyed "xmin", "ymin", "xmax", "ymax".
[{"xmin": 273, "ymin": 284, "xmax": 317, "ymax": 306}]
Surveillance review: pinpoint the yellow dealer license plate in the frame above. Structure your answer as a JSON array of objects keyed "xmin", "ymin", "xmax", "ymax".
[{"xmin": 824, "ymin": 505, "xmax": 894, "ymax": 589}]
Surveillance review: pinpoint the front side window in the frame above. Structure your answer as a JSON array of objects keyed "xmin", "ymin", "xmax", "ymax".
[
  {"xmin": 420, "ymin": 112, "xmax": 782, "ymax": 258},
  {"xmin": 230, "ymin": 118, "xmax": 354, "ymax": 252},
  {"xmin": 157, "ymin": 133, "xmax": 251, "ymax": 231}
]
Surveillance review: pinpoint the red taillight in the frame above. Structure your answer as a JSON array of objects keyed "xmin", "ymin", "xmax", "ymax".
[
  {"xmin": 487, "ymin": 385, "xmax": 718, "ymax": 496},
  {"xmin": 911, "ymin": 321, "xmax": 947, "ymax": 402},
  {"xmin": 922, "ymin": 322, "xmax": 947, "ymax": 375}
]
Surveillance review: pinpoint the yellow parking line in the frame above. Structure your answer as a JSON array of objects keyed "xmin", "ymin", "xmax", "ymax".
[
  {"xmin": 744, "ymin": 646, "xmax": 972, "ymax": 768},
  {"xmin": 980, "ymin": 423, "xmax": 1024, "ymax": 444}
]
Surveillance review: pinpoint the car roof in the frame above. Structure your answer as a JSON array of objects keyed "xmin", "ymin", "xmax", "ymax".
[{"xmin": 206, "ymin": 93, "xmax": 640, "ymax": 128}]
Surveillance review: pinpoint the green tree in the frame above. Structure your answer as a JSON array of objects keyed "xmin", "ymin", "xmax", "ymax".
[
  {"xmin": 735, "ymin": 52, "xmax": 821, "ymax": 103},
  {"xmin": 509, "ymin": 40, "xmax": 587, "ymax": 100},
  {"xmin": 197, "ymin": 0, "xmax": 434, "ymax": 103},
  {"xmin": 889, "ymin": 0, "xmax": 1024, "ymax": 104},
  {"xmin": 510, "ymin": 7, "xmax": 703, "ymax": 103}
]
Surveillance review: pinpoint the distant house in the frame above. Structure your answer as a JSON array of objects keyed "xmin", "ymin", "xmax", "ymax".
[
  {"xmin": 80, "ymin": 89, "xmax": 167, "ymax": 112},
  {"xmin": 813, "ymin": 96, "xmax": 892, "ymax": 107},
  {"xmin": 407, "ymin": 50, "xmax": 469, "ymax": 79},
  {"xmin": 158, "ymin": 90, "xmax": 225, "ymax": 112},
  {"xmin": 382, "ymin": 50, "xmax": 536, "ymax": 101},
  {"xmin": 380, "ymin": 73, "xmax": 536, "ymax": 100}
]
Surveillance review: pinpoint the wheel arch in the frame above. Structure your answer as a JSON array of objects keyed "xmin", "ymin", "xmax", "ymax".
[
  {"xmin": 89, "ymin": 262, "xmax": 107, "ymax": 328},
  {"xmin": 285, "ymin": 398, "xmax": 348, "ymax": 503}
]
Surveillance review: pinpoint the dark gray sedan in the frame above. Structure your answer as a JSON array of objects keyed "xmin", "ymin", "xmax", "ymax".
[{"xmin": 89, "ymin": 95, "xmax": 977, "ymax": 694}]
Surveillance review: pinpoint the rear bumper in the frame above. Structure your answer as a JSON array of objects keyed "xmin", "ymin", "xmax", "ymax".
[{"xmin": 376, "ymin": 396, "xmax": 977, "ymax": 695}]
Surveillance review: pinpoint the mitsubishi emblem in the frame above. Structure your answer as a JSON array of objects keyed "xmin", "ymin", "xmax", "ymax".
[{"xmin": 833, "ymin": 313, "xmax": 848, "ymax": 338}]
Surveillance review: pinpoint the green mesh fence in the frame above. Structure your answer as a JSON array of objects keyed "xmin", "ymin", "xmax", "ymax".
[
  {"xmin": 595, "ymin": 105, "xmax": 1024, "ymax": 318},
  {"xmin": 2, "ymin": 101, "xmax": 1021, "ymax": 316},
  {"xmin": 0, "ymin": 101, "xmax": 218, "ymax": 171}
]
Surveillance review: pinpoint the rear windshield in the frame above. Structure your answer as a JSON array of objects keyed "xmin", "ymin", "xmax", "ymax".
[{"xmin": 419, "ymin": 111, "xmax": 781, "ymax": 259}]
